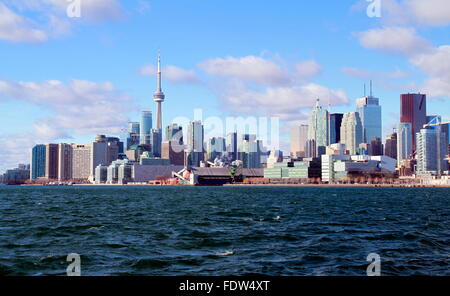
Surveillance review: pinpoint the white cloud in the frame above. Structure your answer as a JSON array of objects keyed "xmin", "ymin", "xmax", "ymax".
[
  {"xmin": 199, "ymin": 56, "xmax": 292, "ymax": 87},
  {"xmin": 0, "ymin": 79, "xmax": 134, "ymax": 135},
  {"xmin": 217, "ymin": 81, "xmax": 349, "ymax": 120},
  {"xmin": 295, "ymin": 60, "xmax": 323, "ymax": 81},
  {"xmin": 357, "ymin": 26, "xmax": 432, "ymax": 56},
  {"xmin": 342, "ymin": 66, "xmax": 408, "ymax": 80},
  {"xmin": 0, "ymin": 2, "xmax": 48, "ymax": 43},
  {"xmin": 0, "ymin": 0, "xmax": 125, "ymax": 43},
  {"xmin": 410, "ymin": 45, "xmax": 450, "ymax": 98},
  {"xmin": 140, "ymin": 65, "xmax": 200, "ymax": 84}
]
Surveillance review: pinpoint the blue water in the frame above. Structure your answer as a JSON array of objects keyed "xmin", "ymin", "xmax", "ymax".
[{"xmin": 0, "ymin": 186, "xmax": 449, "ymax": 276}]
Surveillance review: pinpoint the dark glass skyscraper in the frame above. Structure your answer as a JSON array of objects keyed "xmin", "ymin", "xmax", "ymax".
[
  {"xmin": 400, "ymin": 93, "xmax": 427, "ymax": 152},
  {"xmin": 329, "ymin": 113, "xmax": 343, "ymax": 144}
]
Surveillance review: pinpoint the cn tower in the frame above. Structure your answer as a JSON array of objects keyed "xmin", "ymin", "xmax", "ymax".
[{"xmin": 153, "ymin": 53, "xmax": 165, "ymax": 130}]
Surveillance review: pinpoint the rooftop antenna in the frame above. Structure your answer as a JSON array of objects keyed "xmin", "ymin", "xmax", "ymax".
[{"xmin": 364, "ymin": 83, "xmax": 366, "ymax": 97}]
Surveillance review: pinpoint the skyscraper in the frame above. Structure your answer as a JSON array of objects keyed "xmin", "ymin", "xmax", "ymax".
[
  {"xmin": 153, "ymin": 53, "xmax": 165, "ymax": 130},
  {"xmin": 307, "ymin": 99, "xmax": 329, "ymax": 157},
  {"xmin": 165, "ymin": 123, "xmax": 183, "ymax": 144},
  {"xmin": 400, "ymin": 93, "xmax": 427, "ymax": 152},
  {"xmin": 31, "ymin": 144, "xmax": 46, "ymax": 180},
  {"xmin": 340, "ymin": 112, "xmax": 363, "ymax": 155},
  {"xmin": 185, "ymin": 121, "xmax": 204, "ymax": 167},
  {"xmin": 90, "ymin": 135, "xmax": 120, "ymax": 180},
  {"xmin": 397, "ymin": 122, "xmax": 412, "ymax": 168},
  {"xmin": 329, "ymin": 114, "xmax": 343, "ymax": 144},
  {"xmin": 226, "ymin": 132, "xmax": 238, "ymax": 161},
  {"xmin": 72, "ymin": 144, "xmax": 91, "ymax": 180},
  {"xmin": 207, "ymin": 137, "xmax": 226, "ymax": 161},
  {"xmin": 416, "ymin": 128, "xmax": 447, "ymax": 175},
  {"xmin": 140, "ymin": 111, "xmax": 153, "ymax": 145},
  {"xmin": 384, "ymin": 133, "xmax": 397, "ymax": 160},
  {"xmin": 356, "ymin": 96, "xmax": 382, "ymax": 143},
  {"xmin": 58, "ymin": 143, "xmax": 73, "ymax": 181},
  {"xmin": 290, "ymin": 124, "xmax": 308, "ymax": 158},
  {"xmin": 126, "ymin": 122, "xmax": 140, "ymax": 150},
  {"xmin": 238, "ymin": 135, "xmax": 262, "ymax": 168},
  {"xmin": 150, "ymin": 128, "xmax": 162, "ymax": 157},
  {"xmin": 45, "ymin": 144, "xmax": 59, "ymax": 180}
]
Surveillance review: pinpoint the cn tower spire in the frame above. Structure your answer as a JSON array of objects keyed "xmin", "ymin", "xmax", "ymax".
[{"xmin": 153, "ymin": 51, "xmax": 165, "ymax": 130}]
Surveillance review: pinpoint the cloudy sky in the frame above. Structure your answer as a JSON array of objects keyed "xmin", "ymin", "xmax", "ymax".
[{"xmin": 0, "ymin": 0, "xmax": 450, "ymax": 172}]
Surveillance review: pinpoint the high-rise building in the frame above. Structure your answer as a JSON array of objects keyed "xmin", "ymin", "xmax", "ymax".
[
  {"xmin": 45, "ymin": 144, "xmax": 59, "ymax": 180},
  {"xmin": 185, "ymin": 121, "xmax": 204, "ymax": 167},
  {"xmin": 397, "ymin": 122, "xmax": 412, "ymax": 168},
  {"xmin": 150, "ymin": 128, "xmax": 162, "ymax": 157},
  {"xmin": 226, "ymin": 132, "xmax": 238, "ymax": 161},
  {"xmin": 90, "ymin": 135, "xmax": 120, "ymax": 180},
  {"xmin": 72, "ymin": 144, "xmax": 91, "ymax": 180},
  {"xmin": 340, "ymin": 112, "xmax": 363, "ymax": 155},
  {"xmin": 153, "ymin": 54, "xmax": 165, "ymax": 130},
  {"xmin": 58, "ymin": 143, "xmax": 73, "ymax": 181},
  {"xmin": 356, "ymin": 96, "xmax": 382, "ymax": 143},
  {"xmin": 238, "ymin": 135, "xmax": 262, "ymax": 168},
  {"xmin": 384, "ymin": 133, "xmax": 397, "ymax": 160},
  {"xmin": 307, "ymin": 99, "xmax": 329, "ymax": 157},
  {"xmin": 426, "ymin": 115, "xmax": 449, "ymax": 147},
  {"xmin": 370, "ymin": 137, "xmax": 383, "ymax": 156},
  {"xmin": 329, "ymin": 114, "xmax": 343, "ymax": 144},
  {"xmin": 416, "ymin": 128, "xmax": 447, "ymax": 175},
  {"xmin": 165, "ymin": 123, "xmax": 183, "ymax": 144},
  {"xmin": 140, "ymin": 111, "xmax": 153, "ymax": 145},
  {"xmin": 126, "ymin": 122, "xmax": 140, "ymax": 150},
  {"xmin": 162, "ymin": 141, "xmax": 185, "ymax": 165},
  {"xmin": 31, "ymin": 144, "xmax": 46, "ymax": 180},
  {"xmin": 207, "ymin": 137, "xmax": 226, "ymax": 161},
  {"xmin": 290, "ymin": 124, "xmax": 308, "ymax": 158},
  {"xmin": 400, "ymin": 93, "xmax": 427, "ymax": 152}
]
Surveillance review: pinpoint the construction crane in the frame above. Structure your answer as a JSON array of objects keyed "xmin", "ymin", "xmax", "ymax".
[{"xmin": 423, "ymin": 118, "xmax": 450, "ymax": 177}]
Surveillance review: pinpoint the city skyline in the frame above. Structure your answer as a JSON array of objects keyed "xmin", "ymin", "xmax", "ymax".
[{"xmin": 1, "ymin": 0, "xmax": 450, "ymax": 173}]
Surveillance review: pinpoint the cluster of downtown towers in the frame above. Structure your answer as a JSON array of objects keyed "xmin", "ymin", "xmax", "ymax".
[
  {"xmin": 27, "ymin": 56, "xmax": 449, "ymax": 182},
  {"xmin": 291, "ymin": 92, "xmax": 449, "ymax": 176}
]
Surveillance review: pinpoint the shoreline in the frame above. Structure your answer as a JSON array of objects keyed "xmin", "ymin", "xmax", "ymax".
[{"xmin": 16, "ymin": 183, "xmax": 450, "ymax": 188}]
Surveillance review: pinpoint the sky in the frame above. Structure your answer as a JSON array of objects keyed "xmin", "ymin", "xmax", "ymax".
[{"xmin": 0, "ymin": 0, "xmax": 450, "ymax": 173}]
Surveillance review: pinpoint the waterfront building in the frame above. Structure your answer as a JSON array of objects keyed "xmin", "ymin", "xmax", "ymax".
[
  {"xmin": 3, "ymin": 165, "xmax": 30, "ymax": 185},
  {"xmin": 384, "ymin": 133, "xmax": 397, "ymax": 160},
  {"xmin": 106, "ymin": 159, "xmax": 130, "ymax": 184},
  {"xmin": 329, "ymin": 114, "xmax": 343, "ymax": 145},
  {"xmin": 356, "ymin": 96, "xmax": 382, "ymax": 143},
  {"xmin": 264, "ymin": 158, "xmax": 321, "ymax": 180},
  {"xmin": 397, "ymin": 122, "xmax": 413, "ymax": 168},
  {"xmin": 340, "ymin": 112, "xmax": 363, "ymax": 155},
  {"xmin": 416, "ymin": 128, "xmax": 447, "ymax": 175},
  {"xmin": 94, "ymin": 165, "xmax": 108, "ymax": 184},
  {"xmin": 45, "ymin": 144, "xmax": 59, "ymax": 180},
  {"xmin": 321, "ymin": 155, "xmax": 396, "ymax": 183},
  {"xmin": 58, "ymin": 143, "xmax": 73, "ymax": 181},
  {"xmin": 400, "ymin": 93, "xmax": 427, "ymax": 152},
  {"xmin": 290, "ymin": 124, "xmax": 309, "ymax": 158},
  {"xmin": 140, "ymin": 111, "xmax": 153, "ymax": 145},
  {"xmin": 307, "ymin": 99, "xmax": 329, "ymax": 157},
  {"xmin": 266, "ymin": 150, "xmax": 284, "ymax": 168},
  {"xmin": 71, "ymin": 144, "xmax": 91, "ymax": 180},
  {"xmin": 90, "ymin": 135, "xmax": 120, "ymax": 181},
  {"xmin": 31, "ymin": 144, "xmax": 46, "ymax": 180}
]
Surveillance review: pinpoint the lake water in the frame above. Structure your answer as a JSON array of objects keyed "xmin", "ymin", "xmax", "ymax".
[{"xmin": 0, "ymin": 186, "xmax": 448, "ymax": 276}]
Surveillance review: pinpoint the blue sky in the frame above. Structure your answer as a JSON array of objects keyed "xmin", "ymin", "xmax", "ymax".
[{"xmin": 0, "ymin": 0, "xmax": 449, "ymax": 172}]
